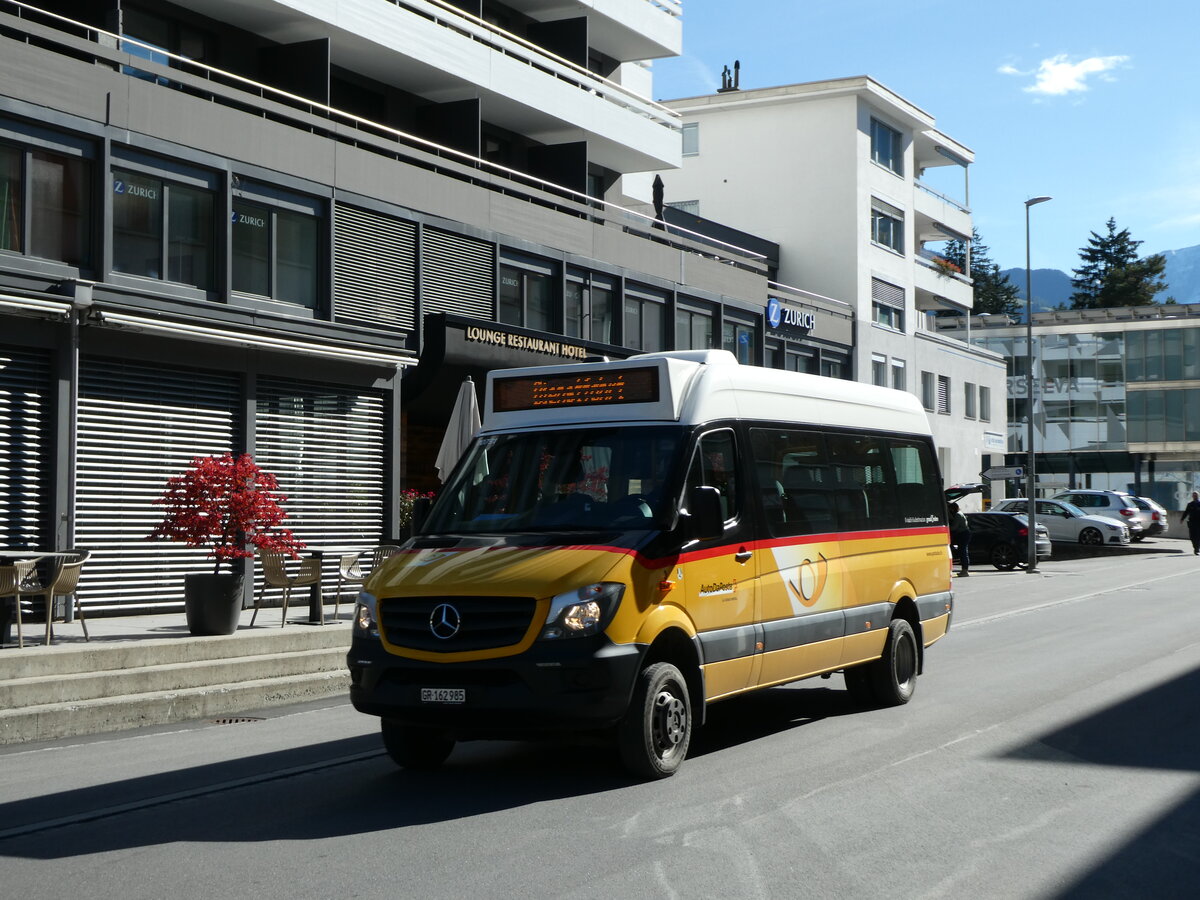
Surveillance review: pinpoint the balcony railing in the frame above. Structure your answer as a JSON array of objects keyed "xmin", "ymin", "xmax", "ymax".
[
  {"xmin": 0, "ymin": 0, "xmax": 766, "ymax": 274},
  {"xmin": 915, "ymin": 179, "xmax": 969, "ymax": 214}
]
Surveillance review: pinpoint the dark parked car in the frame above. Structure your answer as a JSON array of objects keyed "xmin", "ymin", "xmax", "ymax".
[{"xmin": 965, "ymin": 511, "xmax": 1052, "ymax": 570}]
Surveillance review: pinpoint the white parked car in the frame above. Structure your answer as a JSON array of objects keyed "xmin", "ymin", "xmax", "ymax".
[{"xmin": 991, "ymin": 498, "xmax": 1131, "ymax": 547}]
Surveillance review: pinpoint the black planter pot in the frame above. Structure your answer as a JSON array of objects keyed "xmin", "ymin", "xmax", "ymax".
[{"xmin": 184, "ymin": 572, "xmax": 245, "ymax": 636}]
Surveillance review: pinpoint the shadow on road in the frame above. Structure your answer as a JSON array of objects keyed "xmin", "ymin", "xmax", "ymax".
[{"xmin": 1003, "ymin": 664, "xmax": 1200, "ymax": 896}]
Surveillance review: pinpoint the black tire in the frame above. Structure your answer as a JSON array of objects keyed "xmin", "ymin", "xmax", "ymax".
[
  {"xmin": 844, "ymin": 619, "xmax": 919, "ymax": 708},
  {"xmin": 990, "ymin": 542, "xmax": 1019, "ymax": 570},
  {"xmin": 380, "ymin": 719, "xmax": 455, "ymax": 770},
  {"xmin": 1131, "ymin": 532, "xmax": 1145, "ymax": 542},
  {"xmin": 618, "ymin": 661, "xmax": 692, "ymax": 779},
  {"xmin": 1078, "ymin": 527, "xmax": 1103, "ymax": 547},
  {"xmin": 869, "ymin": 619, "xmax": 919, "ymax": 706}
]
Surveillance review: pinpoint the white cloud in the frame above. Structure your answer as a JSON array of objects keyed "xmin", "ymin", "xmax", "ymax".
[{"xmin": 1022, "ymin": 54, "xmax": 1130, "ymax": 95}]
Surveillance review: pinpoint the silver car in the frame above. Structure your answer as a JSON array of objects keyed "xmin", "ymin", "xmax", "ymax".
[
  {"xmin": 1052, "ymin": 489, "xmax": 1147, "ymax": 541},
  {"xmin": 992, "ymin": 498, "xmax": 1130, "ymax": 547}
]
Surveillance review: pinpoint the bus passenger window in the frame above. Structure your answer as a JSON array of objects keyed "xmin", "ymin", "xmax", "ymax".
[{"xmin": 750, "ymin": 427, "xmax": 834, "ymax": 537}]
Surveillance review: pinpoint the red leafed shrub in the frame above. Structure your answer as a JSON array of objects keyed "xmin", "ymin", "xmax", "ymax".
[{"xmin": 148, "ymin": 454, "xmax": 304, "ymax": 573}]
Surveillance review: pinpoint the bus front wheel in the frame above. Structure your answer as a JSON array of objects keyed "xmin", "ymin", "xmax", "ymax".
[
  {"xmin": 381, "ymin": 719, "xmax": 455, "ymax": 770},
  {"xmin": 618, "ymin": 661, "xmax": 692, "ymax": 779}
]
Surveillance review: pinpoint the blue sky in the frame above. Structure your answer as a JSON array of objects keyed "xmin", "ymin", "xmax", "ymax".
[{"xmin": 652, "ymin": 0, "xmax": 1199, "ymax": 277}]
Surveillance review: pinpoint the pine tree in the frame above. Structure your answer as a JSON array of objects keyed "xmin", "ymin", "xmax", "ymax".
[
  {"xmin": 1070, "ymin": 217, "xmax": 1167, "ymax": 309},
  {"xmin": 943, "ymin": 229, "xmax": 1021, "ymax": 316}
]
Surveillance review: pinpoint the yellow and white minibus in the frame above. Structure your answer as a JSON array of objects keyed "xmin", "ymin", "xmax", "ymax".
[{"xmin": 348, "ymin": 350, "xmax": 953, "ymax": 778}]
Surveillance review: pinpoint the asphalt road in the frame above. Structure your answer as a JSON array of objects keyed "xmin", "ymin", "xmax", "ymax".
[{"xmin": 2, "ymin": 543, "xmax": 1199, "ymax": 899}]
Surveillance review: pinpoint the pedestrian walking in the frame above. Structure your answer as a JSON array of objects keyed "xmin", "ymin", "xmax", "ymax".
[
  {"xmin": 949, "ymin": 501, "xmax": 971, "ymax": 576},
  {"xmin": 1181, "ymin": 491, "xmax": 1200, "ymax": 555}
]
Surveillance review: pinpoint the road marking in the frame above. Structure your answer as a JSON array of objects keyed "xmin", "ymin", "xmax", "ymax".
[{"xmin": 956, "ymin": 565, "xmax": 1195, "ymax": 629}]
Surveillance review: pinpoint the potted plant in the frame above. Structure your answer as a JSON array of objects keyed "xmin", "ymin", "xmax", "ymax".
[
  {"xmin": 148, "ymin": 453, "xmax": 304, "ymax": 635},
  {"xmin": 398, "ymin": 487, "xmax": 437, "ymax": 539}
]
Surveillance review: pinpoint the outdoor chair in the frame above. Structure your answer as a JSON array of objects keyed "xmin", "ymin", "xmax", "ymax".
[
  {"xmin": 252, "ymin": 551, "xmax": 321, "ymax": 627},
  {"xmin": 16, "ymin": 550, "xmax": 91, "ymax": 645},
  {"xmin": 0, "ymin": 559, "xmax": 37, "ymax": 649},
  {"xmin": 333, "ymin": 545, "xmax": 400, "ymax": 620}
]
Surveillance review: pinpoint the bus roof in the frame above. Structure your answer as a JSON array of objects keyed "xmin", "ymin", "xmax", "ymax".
[{"xmin": 483, "ymin": 350, "xmax": 932, "ymax": 437}]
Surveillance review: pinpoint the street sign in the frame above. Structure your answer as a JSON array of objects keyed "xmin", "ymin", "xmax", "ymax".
[{"xmin": 982, "ymin": 466, "xmax": 1024, "ymax": 480}]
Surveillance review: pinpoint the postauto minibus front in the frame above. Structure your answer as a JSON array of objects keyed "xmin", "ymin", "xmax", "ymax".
[{"xmin": 349, "ymin": 354, "xmax": 724, "ymax": 779}]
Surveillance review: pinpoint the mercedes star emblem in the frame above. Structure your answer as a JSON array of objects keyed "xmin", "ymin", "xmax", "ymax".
[{"xmin": 429, "ymin": 603, "xmax": 462, "ymax": 640}]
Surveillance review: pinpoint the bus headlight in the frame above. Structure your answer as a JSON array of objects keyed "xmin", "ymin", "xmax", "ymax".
[
  {"xmin": 540, "ymin": 583, "xmax": 624, "ymax": 640},
  {"xmin": 353, "ymin": 591, "xmax": 379, "ymax": 639}
]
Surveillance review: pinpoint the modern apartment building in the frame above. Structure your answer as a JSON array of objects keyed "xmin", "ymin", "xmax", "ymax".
[
  {"xmin": 3, "ymin": 0, "xmax": 866, "ymax": 618},
  {"xmin": 939, "ymin": 305, "xmax": 1200, "ymax": 509},
  {"xmin": 657, "ymin": 77, "xmax": 1008, "ymax": 494}
]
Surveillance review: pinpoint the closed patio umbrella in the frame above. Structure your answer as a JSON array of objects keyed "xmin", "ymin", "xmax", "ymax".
[{"xmin": 435, "ymin": 376, "xmax": 481, "ymax": 482}]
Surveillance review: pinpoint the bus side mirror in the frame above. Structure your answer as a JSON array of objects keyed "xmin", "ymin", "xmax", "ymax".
[
  {"xmin": 686, "ymin": 486, "xmax": 725, "ymax": 541},
  {"xmin": 411, "ymin": 497, "xmax": 432, "ymax": 533}
]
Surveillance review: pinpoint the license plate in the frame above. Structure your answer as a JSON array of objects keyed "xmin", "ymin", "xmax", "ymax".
[{"xmin": 420, "ymin": 688, "xmax": 465, "ymax": 704}]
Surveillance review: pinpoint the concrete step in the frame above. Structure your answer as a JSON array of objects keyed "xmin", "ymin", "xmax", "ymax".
[
  {"xmin": 0, "ymin": 621, "xmax": 355, "ymax": 746},
  {"xmin": 0, "ymin": 670, "xmax": 351, "ymax": 745}
]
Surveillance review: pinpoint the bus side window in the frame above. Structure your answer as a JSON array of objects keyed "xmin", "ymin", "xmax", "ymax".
[
  {"xmin": 750, "ymin": 427, "xmax": 834, "ymax": 537},
  {"xmin": 686, "ymin": 429, "xmax": 739, "ymax": 522},
  {"xmin": 889, "ymin": 438, "xmax": 943, "ymax": 526}
]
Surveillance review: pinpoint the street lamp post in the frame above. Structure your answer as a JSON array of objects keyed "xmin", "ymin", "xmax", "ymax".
[{"xmin": 1024, "ymin": 196, "xmax": 1052, "ymax": 573}]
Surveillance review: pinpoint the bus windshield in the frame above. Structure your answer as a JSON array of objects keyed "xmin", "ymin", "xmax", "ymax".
[{"xmin": 423, "ymin": 425, "xmax": 685, "ymax": 534}]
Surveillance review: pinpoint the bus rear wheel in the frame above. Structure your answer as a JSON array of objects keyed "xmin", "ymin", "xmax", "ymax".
[
  {"xmin": 618, "ymin": 662, "xmax": 692, "ymax": 779},
  {"xmin": 845, "ymin": 619, "xmax": 918, "ymax": 707},
  {"xmin": 381, "ymin": 719, "xmax": 455, "ymax": 770}
]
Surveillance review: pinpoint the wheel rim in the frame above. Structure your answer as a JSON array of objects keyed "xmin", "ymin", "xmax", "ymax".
[
  {"xmin": 1080, "ymin": 528, "xmax": 1101, "ymax": 546},
  {"xmin": 993, "ymin": 543, "xmax": 1016, "ymax": 568},
  {"xmin": 894, "ymin": 631, "xmax": 917, "ymax": 689},
  {"xmin": 651, "ymin": 686, "xmax": 687, "ymax": 759}
]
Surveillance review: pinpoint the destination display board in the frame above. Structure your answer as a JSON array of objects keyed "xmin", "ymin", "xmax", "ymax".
[{"xmin": 493, "ymin": 366, "xmax": 660, "ymax": 413}]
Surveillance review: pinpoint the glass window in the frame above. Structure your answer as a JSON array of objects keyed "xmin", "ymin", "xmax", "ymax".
[
  {"xmin": 826, "ymin": 433, "xmax": 894, "ymax": 531},
  {"xmin": 1125, "ymin": 330, "xmax": 1145, "ymax": 383},
  {"xmin": 964, "ymin": 382, "xmax": 977, "ymax": 419},
  {"xmin": 232, "ymin": 186, "xmax": 320, "ymax": 308},
  {"xmin": 686, "ymin": 429, "xmax": 739, "ymax": 522},
  {"xmin": 1186, "ymin": 390, "xmax": 1200, "ymax": 442},
  {"xmin": 722, "ymin": 317, "xmax": 757, "ymax": 365},
  {"xmin": 891, "ymin": 359, "xmax": 906, "ymax": 392},
  {"xmin": 497, "ymin": 260, "xmax": 554, "ymax": 331},
  {"xmin": 1, "ymin": 141, "xmax": 92, "ymax": 266},
  {"xmin": 871, "ymin": 202, "xmax": 904, "ymax": 253},
  {"xmin": 889, "ymin": 437, "xmax": 943, "ymax": 526},
  {"xmin": 1164, "ymin": 329, "xmax": 1183, "ymax": 381},
  {"xmin": 1166, "ymin": 389, "xmax": 1185, "ymax": 441},
  {"xmin": 1144, "ymin": 330, "xmax": 1163, "ymax": 381},
  {"xmin": 682, "ymin": 122, "xmax": 699, "ymax": 157},
  {"xmin": 870, "ymin": 118, "xmax": 902, "ymax": 175},
  {"xmin": 980, "ymin": 386, "xmax": 991, "ymax": 422},
  {"xmin": 821, "ymin": 355, "xmax": 847, "ymax": 379},
  {"xmin": 624, "ymin": 286, "xmax": 666, "ymax": 352},
  {"xmin": 750, "ymin": 428, "xmax": 833, "ymax": 537},
  {"xmin": 675, "ymin": 302, "xmax": 714, "ymax": 350},
  {"xmin": 921, "ymin": 371, "xmax": 935, "ymax": 411},
  {"xmin": 114, "ymin": 165, "xmax": 213, "ymax": 289},
  {"xmin": 872, "ymin": 355, "xmax": 887, "ymax": 386}
]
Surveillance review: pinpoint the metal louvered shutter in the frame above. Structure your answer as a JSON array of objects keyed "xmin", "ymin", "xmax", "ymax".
[
  {"xmin": 76, "ymin": 359, "xmax": 240, "ymax": 611},
  {"xmin": 333, "ymin": 204, "xmax": 417, "ymax": 330},
  {"xmin": 0, "ymin": 346, "xmax": 53, "ymax": 551},
  {"xmin": 422, "ymin": 227, "xmax": 495, "ymax": 319},
  {"xmin": 254, "ymin": 379, "xmax": 387, "ymax": 586},
  {"xmin": 872, "ymin": 277, "xmax": 904, "ymax": 308}
]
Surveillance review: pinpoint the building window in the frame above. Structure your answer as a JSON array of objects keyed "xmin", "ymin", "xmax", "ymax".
[
  {"xmin": 937, "ymin": 375, "xmax": 951, "ymax": 414},
  {"xmin": 821, "ymin": 353, "xmax": 847, "ymax": 380},
  {"xmin": 964, "ymin": 382, "xmax": 977, "ymax": 419},
  {"xmin": 682, "ymin": 122, "xmax": 699, "ymax": 157},
  {"xmin": 565, "ymin": 270, "xmax": 614, "ymax": 344},
  {"xmin": 113, "ymin": 160, "xmax": 216, "ymax": 291},
  {"xmin": 624, "ymin": 284, "xmax": 667, "ymax": 352},
  {"xmin": 871, "ymin": 354, "xmax": 887, "ymax": 386},
  {"xmin": 676, "ymin": 300, "xmax": 714, "ymax": 350},
  {"xmin": 499, "ymin": 254, "xmax": 556, "ymax": 331},
  {"xmin": 667, "ymin": 200, "xmax": 700, "ymax": 216},
  {"xmin": 891, "ymin": 359, "xmax": 906, "ymax": 392},
  {"xmin": 0, "ymin": 134, "xmax": 92, "ymax": 267},
  {"xmin": 870, "ymin": 117, "xmax": 902, "ymax": 176},
  {"xmin": 980, "ymin": 385, "xmax": 991, "ymax": 422},
  {"xmin": 921, "ymin": 371, "xmax": 935, "ymax": 411},
  {"xmin": 232, "ymin": 182, "xmax": 321, "ymax": 308},
  {"xmin": 871, "ymin": 277, "xmax": 905, "ymax": 333},
  {"xmin": 871, "ymin": 198, "xmax": 904, "ymax": 253},
  {"xmin": 723, "ymin": 312, "xmax": 758, "ymax": 365}
]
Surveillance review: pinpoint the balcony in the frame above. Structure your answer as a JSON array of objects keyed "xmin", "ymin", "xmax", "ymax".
[
  {"xmin": 914, "ymin": 254, "xmax": 973, "ymax": 313},
  {"xmin": 502, "ymin": 0, "xmax": 683, "ymax": 60}
]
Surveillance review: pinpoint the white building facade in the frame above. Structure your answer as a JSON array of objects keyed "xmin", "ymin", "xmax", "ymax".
[{"xmin": 658, "ymin": 77, "xmax": 1008, "ymax": 498}]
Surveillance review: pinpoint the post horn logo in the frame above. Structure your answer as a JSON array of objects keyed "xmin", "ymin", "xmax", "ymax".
[{"xmin": 787, "ymin": 553, "xmax": 828, "ymax": 608}]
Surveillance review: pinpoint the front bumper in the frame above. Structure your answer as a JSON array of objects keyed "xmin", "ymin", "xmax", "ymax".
[{"xmin": 347, "ymin": 635, "xmax": 644, "ymax": 738}]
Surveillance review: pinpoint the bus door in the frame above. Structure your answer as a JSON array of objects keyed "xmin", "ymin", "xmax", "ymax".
[
  {"xmin": 749, "ymin": 427, "xmax": 847, "ymax": 685},
  {"xmin": 680, "ymin": 427, "xmax": 759, "ymax": 700}
]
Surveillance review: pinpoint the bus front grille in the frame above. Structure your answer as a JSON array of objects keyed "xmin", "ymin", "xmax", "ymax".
[{"xmin": 379, "ymin": 596, "xmax": 537, "ymax": 653}]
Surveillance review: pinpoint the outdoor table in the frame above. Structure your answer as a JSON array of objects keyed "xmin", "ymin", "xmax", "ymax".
[{"xmin": 301, "ymin": 549, "xmax": 370, "ymax": 625}]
